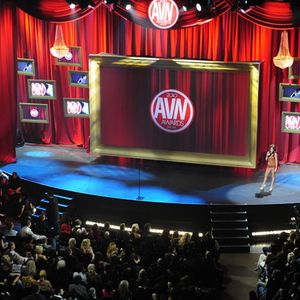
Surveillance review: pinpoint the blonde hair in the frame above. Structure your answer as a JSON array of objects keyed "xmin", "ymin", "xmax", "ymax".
[
  {"xmin": 68, "ymin": 237, "xmax": 76, "ymax": 248},
  {"xmin": 39, "ymin": 270, "xmax": 47, "ymax": 279},
  {"xmin": 131, "ymin": 223, "xmax": 140, "ymax": 233},
  {"xmin": 25, "ymin": 260, "xmax": 37, "ymax": 276},
  {"xmin": 35, "ymin": 245, "xmax": 44, "ymax": 255},
  {"xmin": 87, "ymin": 263, "xmax": 95, "ymax": 273},
  {"xmin": 178, "ymin": 233, "xmax": 191, "ymax": 248},
  {"xmin": 106, "ymin": 242, "xmax": 118, "ymax": 259},
  {"xmin": 1, "ymin": 255, "xmax": 11, "ymax": 265},
  {"xmin": 81, "ymin": 238, "xmax": 93, "ymax": 254},
  {"xmin": 118, "ymin": 280, "xmax": 129, "ymax": 298},
  {"xmin": 57, "ymin": 259, "xmax": 66, "ymax": 270}
]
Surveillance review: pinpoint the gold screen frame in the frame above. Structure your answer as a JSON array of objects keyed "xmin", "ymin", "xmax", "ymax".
[{"xmin": 89, "ymin": 54, "xmax": 260, "ymax": 168}]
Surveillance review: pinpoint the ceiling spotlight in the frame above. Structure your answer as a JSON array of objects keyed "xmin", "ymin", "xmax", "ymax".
[
  {"xmin": 76, "ymin": 0, "xmax": 95, "ymax": 10},
  {"xmin": 66, "ymin": 0, "xmax": 78, "ymax": 8},
  {"xmin": 120, "ymin": 0, "xmax": 132, "ymax": 10},
  {"xmin": 196, "ymin": 2, "xmax": 202, "ymax": 11},
  {"xmin": 182, "ymin": 5, "xmax": 187, "ymax": 11},
  {"xmin": 87, "ymin": 0, "xmax": 96, "ymax": 8},
  {"xmin": 104, "ymin": 0, "xmax": 117, "ymax": 4}
]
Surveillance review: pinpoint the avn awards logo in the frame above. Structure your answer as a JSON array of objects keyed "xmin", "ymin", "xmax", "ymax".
[
  {"xmin": 150, "ymin": 89, "xmax": 194, "ymax": 133},
  {"xmin": 30, "ymin": 108, "xmax": 39, "ymax": 118},
  {"xmin": 148, "ymin": 0, "xmax": 179, "ymax": 29}
]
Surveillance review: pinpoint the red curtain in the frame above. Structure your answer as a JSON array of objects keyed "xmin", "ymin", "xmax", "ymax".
[
  {"xmin": 15, "ymin": 6, "xmax": 300, "ymax": 165},
  {"xmin": 15, "ymin": 0, "xmax": 103, "ymax": 22},
  {"xmin": 15, "ymin": 0, "xmax": 299, "ymax": 29},
  {"xmin": 0, "ymin": 1, "xmax": 17, "ymax": 163},
  {"xmin": 100, "ymin": 66, "xmax": 249, "ymax": 156}
]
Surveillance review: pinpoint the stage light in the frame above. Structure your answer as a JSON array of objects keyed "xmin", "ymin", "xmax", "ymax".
[
  {"xmin": 252, "ymin": 229, "xmax": 293, "ymax": 236},
  {"xmin": 239, "ymin": 0, "xmax": 250, "ymax": 13},
  {"xmin": 120, "ymin": 0, "xmax": 133, "ymax": 10},
  {"xmin": 196, "ymin": 2, "xmax": 202, "ymax": 11},
  {"xmin": 104, "ymin": 0, "xmax": 117, "ymax": 4},
  {"xmin": 85, "ymin": 221, "xmax": 203, "ymax": 237},
  {"xmin": 182, "ymin": 5, "xmax": 187, "ymax": 11},
  {"xmin": 78, "ymin": 0, "xmax": 96, "ymax": 10},
  {"xmin": 88, "ymin": 0, "xmax": 96, "ymax": 8},
  {"xmin": 66, "ymin": 0, "xmax": 78, "ymax": 9}
]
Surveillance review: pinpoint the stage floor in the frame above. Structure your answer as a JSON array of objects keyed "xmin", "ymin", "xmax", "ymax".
[{"xmin": 1, "ymin": 144, "xmax": 300, "ymax": 205}]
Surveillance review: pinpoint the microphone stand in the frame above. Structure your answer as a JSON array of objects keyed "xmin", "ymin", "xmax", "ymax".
[{"xmin": 136, "ymin": 160, "xmax": 144, "ymax": 200}]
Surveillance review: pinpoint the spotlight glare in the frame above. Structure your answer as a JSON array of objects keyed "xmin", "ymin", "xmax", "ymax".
[
  {"xmin": 125, "ymin": 3, "xmax": 131, "ymax": 10},
  {"xmin": 69, "ymin": 3, "xmax": 76, "ymax": 8},
  {"xmin": 196, "ymin": 3, "xmax": 202, "ymax": 11},
  {"xmin": 182, "ymin": 5, "xmax": 187, "ymax": 11}
]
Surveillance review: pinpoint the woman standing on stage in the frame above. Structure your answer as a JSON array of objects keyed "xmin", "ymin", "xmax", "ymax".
[{"xmin": 260, "ymin": 144, "xmax": 278, "ymax": 192}]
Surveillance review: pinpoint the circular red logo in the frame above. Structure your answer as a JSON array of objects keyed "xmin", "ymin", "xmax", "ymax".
[
  {"xmin": 150, "ymin": 89, "xmax": 194, "ymax": 133},
  {"xmin": 30, "ymin": 108, "xmax": 39, "ymax": 118},
  {"xmin": 148, "ymin": 0, "xmax": 179, "ymax": 29}
]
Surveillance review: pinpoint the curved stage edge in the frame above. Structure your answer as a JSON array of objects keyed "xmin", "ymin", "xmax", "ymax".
[{"xmin": 1, "ymin": 144, "xmax": 299, "ymax": 233}]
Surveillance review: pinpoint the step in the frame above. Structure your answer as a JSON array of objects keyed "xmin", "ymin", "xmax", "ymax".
[
  {"xmin": 212, "ymin": 227, "xmax": 248, "ymax": 232},
  {"xmin": 211, "ymin": 219, "xmax": 248, "ymax": 223},
  {"xmin": 214, "ymin": 236, "xmax": 250, "ymax": 246},
  {"xmin": 53, "ymin": 194, "xmax": 73, "ymax": 201},
  {"xmin": 220, "ymin": 244, "xmax": 250, "ymax": 253},
  {"xmin": 36, "ymin": 206, "xmax": 64, "ymax": 215},
  {"xmin": 40, "ymin": 199, "xmax": 69, "ymax": 208},
  {"xmin": 212, "ymin": 228, "xmax": 249, "ymax": 237},
  {"xmin": 210, "ymin": 211, "xmax": 247, "ymax": 215},
  {"xmin": 214, "ymin": 235, "xmax": 250, "ymax": 239},
  {"xmin": 211, "ymin": 221, "xmax": 248, "ymax": 229},
  {"xmin": 210, "ymin": 213, "xmax": 248, "ymax": 221},
  {"xmin": 36, "ymin": 205, "xmax": 46, "ymax": 211}
]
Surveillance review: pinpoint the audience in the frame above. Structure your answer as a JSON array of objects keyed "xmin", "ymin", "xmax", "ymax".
[
  {"xmin": 255, "ymin": 230, "xmax": 300, "ymax": 300},
  {"xmin": 0, "ymin": 171, "xmax": 225, "ymax": 300}
]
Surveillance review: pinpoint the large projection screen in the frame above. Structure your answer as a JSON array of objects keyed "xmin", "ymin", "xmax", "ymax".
[{"xmin": 89, "ymin": 54, "xmax": 259, "ymax": 168}]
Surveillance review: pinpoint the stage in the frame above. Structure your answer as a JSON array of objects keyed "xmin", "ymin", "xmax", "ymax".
[{"xmin": 1, "ymin": 144, "xmax": 300, "ymax": 206}]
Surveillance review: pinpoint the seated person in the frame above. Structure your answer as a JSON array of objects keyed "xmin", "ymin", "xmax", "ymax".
[{"xmin": 19, "ymin": 219, "xmax": 47, "ymax": 243}]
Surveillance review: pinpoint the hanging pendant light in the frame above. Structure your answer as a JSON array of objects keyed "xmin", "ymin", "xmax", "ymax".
[
  {"xmin": 50, "ymin": 25, "xmax": 70, "ymax": 59},
  {"xmin": 273, "ymin": 31, "xmax": 294, "ymax": 69}
]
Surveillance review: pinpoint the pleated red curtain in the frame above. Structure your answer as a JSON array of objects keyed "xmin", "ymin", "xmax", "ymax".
[
  {"xmin": 0, "ymin": 1, "xmax": 17, "ymax": 163},
  {"xmin": 16, "ymin": 6, "xmax": 300, "ymax": 164},
  {"xmin": 0, "ymin": 1, "xmax": 298, "ymax": 165}
]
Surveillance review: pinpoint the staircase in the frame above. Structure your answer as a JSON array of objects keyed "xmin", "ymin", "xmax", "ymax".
[
  {"xmin": 34, "ymin": 193, "xmax": 73, "ymax": 218},
  {"xmin": 210, "ymin": 205, "xmax": 250, "ymax": 253}
]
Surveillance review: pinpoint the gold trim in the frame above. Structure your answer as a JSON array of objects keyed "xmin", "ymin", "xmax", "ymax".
[
  {"xmin": 89, "ymin": 54, "xmax": 260, "ymax": 168},
  {"xmin": 19, "ymin": 103, "xmax": 49, "ymax": 124}
]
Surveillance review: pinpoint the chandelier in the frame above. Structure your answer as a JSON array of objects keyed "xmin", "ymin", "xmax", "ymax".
[
  {"xmin": 50, "ymin": 25, "xmax": 70, "ymax": 59},
  {"xmin": 273, "ymin": 31, "xmax": 294, "ymax": 69}
]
